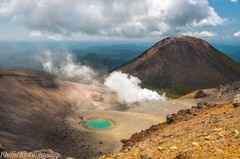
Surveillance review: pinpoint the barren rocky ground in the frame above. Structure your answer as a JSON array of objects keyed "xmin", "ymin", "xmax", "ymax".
[
  {"xmin": 100, "ymin": 101, "xmax": 240, "ymax": 159},
  {"xmin": 0, "ymin": 70, "xmax": 239, "ymax": 159},
  {"xmin": 0, "ymin": 71, "xmax": 165, "ymax": 158},
  {"xmin": 117, "ymin": 36, "xmax": 240, "ymax": 91}
]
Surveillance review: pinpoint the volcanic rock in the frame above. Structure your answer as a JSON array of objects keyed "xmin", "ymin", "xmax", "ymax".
[
  {"xmin": 233, "ymin": 94, "xmax": 240, "ymax": 108},
  {"xmin": 117, "ymin": 36, "xmax": 240, "ymax": 91}
]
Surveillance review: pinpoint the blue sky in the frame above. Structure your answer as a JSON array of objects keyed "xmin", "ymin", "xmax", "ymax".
[
  {"xmin": 0, "ymin": 0, "xmax": 239, "ymax": 43},
  {"xmin": 209, "ymin": 0, "xmax": 240, "ymax": 39}
]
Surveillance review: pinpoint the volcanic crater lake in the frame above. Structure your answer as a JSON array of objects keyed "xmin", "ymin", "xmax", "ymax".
[{"xmin": 86, "ymin": 119, "xmax": 114, "ymax": 130}]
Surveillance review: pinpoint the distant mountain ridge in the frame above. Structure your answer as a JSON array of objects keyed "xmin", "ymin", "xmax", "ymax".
[{"xmin": 117, "ymin": 36, "xmax": 240, "ymax": 92}]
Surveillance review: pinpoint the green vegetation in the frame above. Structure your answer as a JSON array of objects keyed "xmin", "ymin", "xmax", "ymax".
[
  {"xmin": 210, "ymin": 47, "xmax": 240, "ymax": 73},
  {"xmin": 78, "ymin": 53, "xmax": 126, "ymax": 71},
  {"xmin": 140, "ymin": 82, "xmax": 190, "ymax": 99},
  {"xmin": 164, "ymin": 92, "xmax": 181, "ymax": 99},
  {"xmin": 140, "ymin": 82, "xmax": 162, "ymax": 91}
]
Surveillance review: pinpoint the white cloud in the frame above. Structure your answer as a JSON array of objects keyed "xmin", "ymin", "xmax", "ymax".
[
  {"xmin": 221, "ymin": 35, "xmax": 230, "ymax": 39},
  {"xmin": 183, "ymin": 31, "xmax": 217, "ymax": 38},
  {"xmin": 233, "ymin": 31, "xmax": 240, "ymax": 37},
  {"xmin": 0, "ymin": 0, "xmax": 225, "ymax": 38},
  {"xmin": 29, "ymin": 30, "xmax": 64, "ymax": 41},
  {"xmin": 230, "ymin": 0, "xmax": 238, "ymax": 3},
  {"xmin": 192, "ymin": 7, "xmax": 227, "ymax": 27},
  {"xmin": 46, "ymin": 34, "xmax": 63, "ymax": 41},
  {"xmin": 29, "ymin": 30, "xmax": 43, "ymax": 38}
]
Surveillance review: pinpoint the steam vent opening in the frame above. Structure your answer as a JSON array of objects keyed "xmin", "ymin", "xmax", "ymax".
[{"xmin": 85, "ymin": 118, "xmax": 115, "ymax": 130}]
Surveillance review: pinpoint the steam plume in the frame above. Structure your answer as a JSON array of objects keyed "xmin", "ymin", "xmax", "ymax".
[
  {"xmin": 40, "ymin": 50, "xmax": 98, "ymax": 84},
  {"xmin": 39, "ymin": 52, "xmax": 165, "ymax": 104},
  {"xmin": 104, "ymin": 71, "xmax": 166, "ymax": 104}
]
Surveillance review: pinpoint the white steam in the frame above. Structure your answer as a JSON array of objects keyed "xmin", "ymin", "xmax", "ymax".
[
  {"xmin": 104, "ymin": 71, "xmax": 166, "ymax": 104},
  {"xmin": 39, "ymin": 52, "xmax": 165, "ymax": 104},
  {"xmin": 40, "ymin": 50, "xmax": 98, "ymax": 84}
]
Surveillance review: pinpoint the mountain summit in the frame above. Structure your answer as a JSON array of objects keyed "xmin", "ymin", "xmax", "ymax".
[{"xmin": 117, "ymin": 36, "xmax": 240, "ymax": 91}]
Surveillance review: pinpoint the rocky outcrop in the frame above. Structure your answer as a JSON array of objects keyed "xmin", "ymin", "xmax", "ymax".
[
  {"xmin": 233, "ymin": 94, "xmax": 240, "ymax": 108},
  {"xmin": 182, "ymin": 81, "xmax": 240, "ymax": 100},
  {"xmin": 0, "ymin": 143, "xmax": 4, "ymax": 157}
]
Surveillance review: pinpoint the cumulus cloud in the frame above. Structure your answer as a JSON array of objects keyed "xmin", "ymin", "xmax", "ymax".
[
  {"xmin": 0, "ymin": 0, "xmax": 225, "ymax": 37},
  {"xmin": 46, "ymin": 34, "xmax": 63, "ymax": 41},
  {"xmin": 183, "ymin": 31, "xmax": 217, "ymax": 38},
  {"xmin": 29, "ymin": 30, "xmax": 43, "ymax": 38},
  {"xmin": 191, "ymin": 7, "xmax": 226, "ymax": 27},
  {"xmin": 39, "ymin": 51, "xmax": 98, "ymax": 84},
  {"xmin": 221, "ymin": 35, "xmax": 230, "ymax": 39},
  {"xmin": 233, "ymin": 31, "xmax": 240, "ymax": 37},
  {"xmin": 230, "ymin": 0, "xmax": 238, "ymax": 3},
  {"xmin": 104, "ymin": 71, "xmax": 166, "ymax": 104},
  {"xmin": 29, "ymin": 30, "xmax": 64, "ymax": 41}
]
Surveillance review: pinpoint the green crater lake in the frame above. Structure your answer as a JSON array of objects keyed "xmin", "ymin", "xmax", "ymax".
[{"xmin": 86, "ymin": 119, "xmax": 114, "ymax": 130}]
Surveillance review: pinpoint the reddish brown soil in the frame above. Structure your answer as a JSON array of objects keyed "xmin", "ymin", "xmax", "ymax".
[{"xmin": 100, "ymin": 102, "xmax": 240, "ymax": 159}]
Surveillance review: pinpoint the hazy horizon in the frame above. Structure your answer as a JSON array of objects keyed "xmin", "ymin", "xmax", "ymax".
[
  {"xmin": 0, "ymin": 38, "xmax": 239, "ymax": 71},
  {"xmin": 0, "ymin": 0, "xmax": 239, "ymax": 71}
]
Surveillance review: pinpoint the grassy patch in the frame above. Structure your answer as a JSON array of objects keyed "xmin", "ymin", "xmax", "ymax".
[
  {"xmin": 210, "ymin": 47, "xmax": 240, "ymax": 73},
  {"xmin": 140, "ymin": 82, "xmax": 190, "ymax": 99},
  {"xmin": 165, "ymin": 92, "xmax": 182, "ymax": 99}
]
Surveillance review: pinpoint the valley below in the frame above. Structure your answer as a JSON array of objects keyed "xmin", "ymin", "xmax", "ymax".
[
  {"xmin": 0, "ymin": 70, "xmax": 239, "ymax": 159},
  {"xmin": 0, "ymin": 36, "xmax": 239, "ymax": 159},
  {"xmin": 0, "ymin": 70, "xmax": 197, "ymax": 158}
]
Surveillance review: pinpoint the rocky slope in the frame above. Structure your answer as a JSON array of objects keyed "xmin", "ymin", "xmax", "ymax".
[
  {"xmin": 1, "ymin": 70, "xmax": 239, "ymax": 159},
  {"xmin": 101, "ymin": 98, "xmax": 240, "ymax": 159},
  {"xmin": 0, "ymin": 70, "xmax": 167, "ymax": 159},
  {"xmin": 117, "ymin": 36, "xmax": 240, "ymax": 91},
  {"xmin": 0, "ymin": 70, "xmax": 116, "ymax": 158},
  {"xmin": 181, "ymin": 81, "xmax": 240, "ymax": 100}
]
